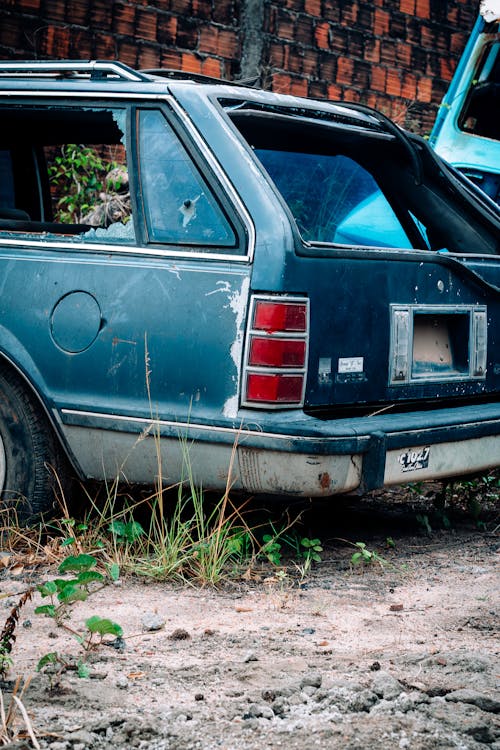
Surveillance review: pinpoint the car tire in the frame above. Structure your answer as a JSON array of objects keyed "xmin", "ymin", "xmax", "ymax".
[{"xmin": 0, "ymin": 369, "xmax": 64, "ymax": 522}]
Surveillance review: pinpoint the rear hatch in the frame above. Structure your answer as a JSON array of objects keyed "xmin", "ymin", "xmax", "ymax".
[{"xmin": 227, "ymin": 100, "xmax": 500, "ymax": 416}]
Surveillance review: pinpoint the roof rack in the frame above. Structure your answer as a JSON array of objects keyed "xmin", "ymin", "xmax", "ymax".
[
  {"xmin": 0, "ymin": 60, "xmax": 150, "ymax": 82},
  {"xmin": 141, "ymin": 68, "xmax": 260, "ymax": 88}
]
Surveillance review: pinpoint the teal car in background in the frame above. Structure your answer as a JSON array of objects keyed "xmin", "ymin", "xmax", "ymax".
[{"xmin": 430, "ymin": 6, "xmax": 500, "ymax": 206}]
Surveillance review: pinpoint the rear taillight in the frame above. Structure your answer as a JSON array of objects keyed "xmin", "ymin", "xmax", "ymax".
[{"xmin": 242, "ymin": 296, "xmax": 309, "ymax": 408}]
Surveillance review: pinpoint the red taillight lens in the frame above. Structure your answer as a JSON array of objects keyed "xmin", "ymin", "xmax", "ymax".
[
  {"xmin": 253, "ymin": 301, "xmax": 307, "ymax": 332},
  {"xmin": 249, "ymin": 337, "xmax": 306, "ymax": 368},
  {"xmin": 246, "ymin": 373, "xmax": 304, "ymax": 403},
  {"xmin": 243, "ymin": 296, "xmax": 309, "ymax": 407}
]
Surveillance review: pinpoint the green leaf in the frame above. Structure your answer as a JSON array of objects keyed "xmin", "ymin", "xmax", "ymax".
[
  {"xmin": 351, "ymin": 552, "xmax": 363, "ymax": 565},
  {"xmin": 57, "ymin": 584, "xmax": 88, "ymax": 604},
  {"xmin": 62, "ymin": 537, "xmax": 75, "ymax": 547},
  {"xmin": 59, "ymin": 554, "xmax": 97, "ymax": 573},
  {"xmin": 76, "ymin": 571, "xmax": 104, "ymax": 585},
  {"xmin": 77, "ymin": 659, "xmax": 90, "ymax": 678},
  {"xmin": 34, "ymin": 604, "xmax": 56, "ymax": 617},
  {"xmin": 37, "ymin": 580, "xmax": 58, "ymax": 597},
  {"xmin": 85, "ymin": 616, "xmax": 123, "ymax": 637},
  {"xmin": 107, "ymin": 563, "xmax": 120, "ymax": 581},
  {"xmin": 37, "ymin": 652, "xmax": 59, "ymax": 671}
]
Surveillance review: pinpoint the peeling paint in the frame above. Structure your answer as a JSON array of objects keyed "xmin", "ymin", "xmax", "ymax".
[
  {"xmin": 223, "ymin": 276, "xmax": 250, "ymax": 419},
  {"xmin": 205, "ymin": 280, "xmax": 231, "ymax": 297}
]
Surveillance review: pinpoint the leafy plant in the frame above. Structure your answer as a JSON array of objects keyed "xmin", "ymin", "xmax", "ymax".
[{"xmin": 350, "ymin": 542, "xmax": 387, "ymax": 569}]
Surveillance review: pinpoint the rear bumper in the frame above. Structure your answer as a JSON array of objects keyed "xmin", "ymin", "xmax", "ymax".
[{"xmin": 59, "ymin": 400, "xmax": 500, "ymax": 495}]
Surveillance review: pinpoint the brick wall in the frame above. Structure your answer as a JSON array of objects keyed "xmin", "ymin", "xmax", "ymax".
[{"xmin": 0, "ymin": 0, "xmax": 478, "ymax": 133}]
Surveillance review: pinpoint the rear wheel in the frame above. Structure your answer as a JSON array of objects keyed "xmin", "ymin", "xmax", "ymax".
[{"xmin": 0, "ymin": 369, "xmax": 63, "ymax": 522}]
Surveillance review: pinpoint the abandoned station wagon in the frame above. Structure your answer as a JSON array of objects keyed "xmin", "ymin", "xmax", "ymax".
[{"xmin": 0, "ymin": 60, "xmax": 499, "ymax": 519}]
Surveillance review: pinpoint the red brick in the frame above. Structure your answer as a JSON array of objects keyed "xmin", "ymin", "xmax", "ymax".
[
  {"xmin": 138, "ymin": 46, "xmax": 160, "ymax": 69},
  {"xmin": 327, "ymin": 82, "xmax": 342, "ymax": 100},
  {"xmin": 417, "ymin": 75, "xmax": 432, "ymax": 102},
  {"xmin": 277, "ymin": 10, "xmax": 295, "ymax": 40},
  {"xmin": 309, "ymin": 80, "xmax": 327, "ymax": 98},
  {"xmin": 343, "ymin": 88, "xmax": 361, "ymax": 102},
  {"xmin": 191, "ymin": 0, "xmax": 212, "ymax": 21},
  {"xmin": 182, "ymin": 52, "xmax": 202, "ymax": 73},
  {"xmin": 416, "ymin": 0, "xmax": 430, "ymax": 18},
  {"xmin": 70, "ymin": 28, "xmax": 92, "ymax": 58},
  {"xmin": 302, "ymin": 49, "xmax": 319, "ymax": 76},
  {"xmin": 169, "ymin": 0, "xmax": 191, "ymax": 12},
  {"xmin": 374, "ymin": 8, "xmax": 390, "ymax": 36},
  {"xmin": 342, "ymin": 2, "xmax": 358, "ymax": 25},
  {"xmin": 296, "ymin": 16, "xmax": 313, "ymax": 45},
  {"xmin": 44, "ymin": 25, "xmax": 72, "ymax": 57},
  {"xmin": 315, "ymin": 21, "xmax": 329, "ymax": 49},
  {"xmin": 269, "ymin": 42, "xmax": 285, "ymax": 68},
  {"xmin": 399, "ymin": 0, "xmax": 415, "ymax": 13},
  {"xmin": 117, "ymin": 40, "xmax": 137, "ymax": 66},
  {"xmin": 401, "ymin": 71, "xmax": 417, "ymax": 99},
  {"xmin": 364, "ymin": 38, "xmax": 380, "ymax": 63},
  {"xmin": 381, "ymin": 40, "xmax": 396, "ymax": 65},
  {"xmin": 371, "ymin": 65, "xmax": 387, "ymax": 92},
  {"xmin": 290, "ymin": 77, "xmax": 308, "ymax": 96},
  {"xmin": 113, "ymin": 4, "xmax": 136, "ymax": 36},
  {"xmin": 322, "ymin": 0, "xmax": 340, "ymax": 23},
  {"xmin": 199, "ymin": 27, "xmax": 218, "ymax": 55},
  {"xmin": 336, "ymin": 56, "xmax": 353, "ymax": 85},
  {"xmin": 42, "ymin": 0, "xmax": 66, "ymax": 22},
  {"xmin": 304, "ymin": 0, "xmax": 321, "ymax": 16},
  {"xmin": 160, "ymin": 50, "xmax": 182, "ymax": 69},
  {"xmin": 450, "ymin": 31, "xmax": 467, "ymax": 55},
  {"xmin": 440, "ymin": 57, "xmax": 455, "ymax": 81},
  {"xmin": 66, "ymin": 0, "xmax": 88, "ymax": 24},
  {"xmin": 90, "ymin": 0, "xmax": 113, "ymax": 29},
  {"xmin": 396, "ymin": 42, "xmax": 411, "ymax": 66},
  {"xmin": 386, "ymin": 69, "xmax": 402, "ymax": 97},
  {"xmin": 136, "ymin": 9, "xmax": 157, "ymax": 42},
  {"xmin": 272, "ymin": 72, "xmax": 292, "ymax": 94},
  {"xmin": 157, "ymin": 15, "xmax": 177, "ymax": 46},
  {"xmin": 18, "ymin": 0, "xmax": 41, "ymax": 11},
  {"xmin": 217, "ymin": 29, "xmax": 238, "ymax": 58},
  {"xmin": 201, "ymin": 56, "xmax": 221, "ymax": 78}
]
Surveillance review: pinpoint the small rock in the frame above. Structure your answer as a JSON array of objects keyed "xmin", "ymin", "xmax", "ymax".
[
  {"xmin": 22, "ymin": 620, "xmax": 32, "ymax": 628},
  {"xmin": 194, "ymin": 693, "xmax": 204, "ymax": 701},
  {"xmin": 243, "ymin": 703, "xmax": 274, "ymax": 720},
  {"xmin": 142, "ymin": 613, "xmax": 166, "ymax": 632},
  {"xmin": 370, "ymin": 661, "xmax": 381, "ymax": 671},
  {"xmin": 300, "ymin": 672, "xmax": 322, "ymax": 690},
  {"xmin": 243, "ymin": 651, "xmax": 258, "ymax": 663},
  {"xmin": 169, "ymin": 628, "xmax": 191, "ymax": 640},
  {"xmin": 371, "ymin": 671, "xmax": 403, "ymax": 700},
  {"xmin": 115, "ymin": 674, "xmax": 129, "ymax": 689},
  {"xmin": 445, "ymin": 689, "xmax": 500, "ymax": 714},
  {"xmin": 389, "ymin": 604, "xmax": 404, "ymax": 612}
]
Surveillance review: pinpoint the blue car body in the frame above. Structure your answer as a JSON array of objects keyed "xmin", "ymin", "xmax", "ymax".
[{"xmin": 0, "ymin": 60, "xmax": 498, "ymax": 517}]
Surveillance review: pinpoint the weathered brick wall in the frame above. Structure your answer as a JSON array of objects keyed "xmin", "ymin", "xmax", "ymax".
[{"xmin": 0, "ymin": 0, "xmax": 478, "ymax": 133}]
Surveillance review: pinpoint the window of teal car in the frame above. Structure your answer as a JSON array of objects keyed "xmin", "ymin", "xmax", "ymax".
[
  {"xmin": 254, "ymin": 150, "xmax": 412, "ymax": 248},
  {"xmin": 459, "ymin": 41, "xmax": 500, "ymax": 141},
  {"xmin": 138, "ymin": 110, "xmax": 236, "ymax": 247}
]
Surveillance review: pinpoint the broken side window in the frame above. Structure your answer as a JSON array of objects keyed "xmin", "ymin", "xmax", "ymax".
[
  {"xmin": 0, "ymin": 105, "xmax": 135, "ymax": 244},
  {"xmin": 137, "ymin": 109, "xmax": 236, "ymax": 248}
]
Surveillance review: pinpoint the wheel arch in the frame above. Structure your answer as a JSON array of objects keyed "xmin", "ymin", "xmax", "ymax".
[{"xmin": 0, "ymin": 346, "xmax": 85, "ymax": 480}]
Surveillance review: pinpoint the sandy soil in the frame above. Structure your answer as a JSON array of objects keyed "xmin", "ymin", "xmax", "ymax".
[{"xmin": 0, "ymin": 493, "xmax": 498, "ymax": 749}]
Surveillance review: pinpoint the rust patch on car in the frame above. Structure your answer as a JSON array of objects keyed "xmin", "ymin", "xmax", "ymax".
[{"xmin": 319, "ymin": 472, "xmax": 331, "ymax": 489}]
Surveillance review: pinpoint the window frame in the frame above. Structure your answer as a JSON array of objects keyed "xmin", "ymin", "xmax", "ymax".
[{"xmin": 0, "ymin": 93, "xmax": 251, "ymax": 262}]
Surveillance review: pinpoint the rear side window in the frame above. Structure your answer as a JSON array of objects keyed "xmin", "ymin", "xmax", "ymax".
[
  {"xmin": 459, "ymin": 41, "xmax": 500, "ymax": 141},
  {"xmin": 138, "ymin": 109, "xmax": 236, "ymax": 247},
  {"xmin": 256, "ymin": 150, "xmax": 411, "ymax": 248},
  {"xmin": 0, "ymin": 105, "xmax": 135, "ymax": 244}
]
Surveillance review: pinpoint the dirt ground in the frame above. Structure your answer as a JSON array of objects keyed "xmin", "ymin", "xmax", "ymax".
[{"xmin": 0, "ymin": 489, "xmax": 498, "ymax": 750}]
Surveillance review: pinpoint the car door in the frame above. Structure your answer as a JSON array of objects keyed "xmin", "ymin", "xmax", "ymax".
[{"xmin": 0, "ymin": 96, "xmax": 252, "ymax": 479}]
